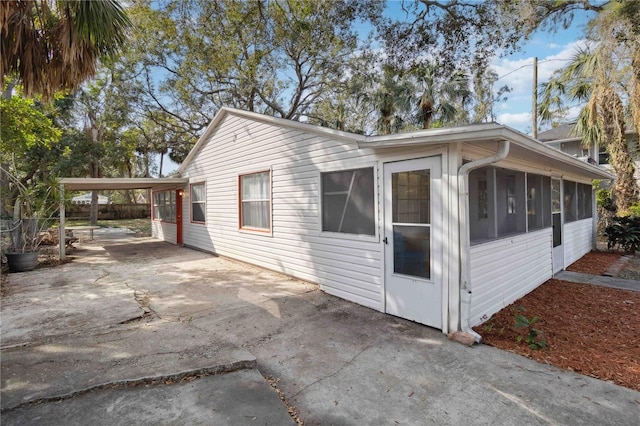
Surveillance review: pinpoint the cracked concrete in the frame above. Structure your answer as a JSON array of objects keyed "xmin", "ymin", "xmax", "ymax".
[{"xmin": 2, "ymin": 234, "xmax": 639, "ymax": 424}]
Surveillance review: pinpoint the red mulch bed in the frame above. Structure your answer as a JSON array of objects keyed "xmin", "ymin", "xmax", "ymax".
[
  {"xmin": 566, "ymin": 250, "xmax": 622, "ymax": 275},
  {"xmin": 474, "ymin": 252, "xmax": 640, "ymax": 392}
]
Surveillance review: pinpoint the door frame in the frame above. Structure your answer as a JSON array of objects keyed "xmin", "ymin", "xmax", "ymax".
[
  {"xmin": 176, "ymin": 189, "xmax": 183, "ymax": 245},
  {"xmin": 552, "ymin": 178, "xmax": 563, "ymax": 274},
  {"xmin": 382, "ymin": 156, "xmax": 443, "ymax": 328}
]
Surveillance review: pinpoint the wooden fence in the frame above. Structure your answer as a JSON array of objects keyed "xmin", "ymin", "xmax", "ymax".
[{"xmin": 65, "ymin": 204, "xmax": 151, "ymax": 220}]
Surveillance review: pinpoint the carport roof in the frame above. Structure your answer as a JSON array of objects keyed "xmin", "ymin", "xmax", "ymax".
[{"xmin": 59, "ymin": 177, "xmax": 188, "ymax": 191}]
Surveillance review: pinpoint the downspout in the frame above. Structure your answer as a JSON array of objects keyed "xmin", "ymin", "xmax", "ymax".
[{"xmin": 458, "ymin": 140, "xmax": 510, "ymax": 342}]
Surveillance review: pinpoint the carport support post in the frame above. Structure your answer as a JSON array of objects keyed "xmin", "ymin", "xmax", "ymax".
[{"xmin": 59, "ymin": 184, "xmax": 65, "ymax": 261}]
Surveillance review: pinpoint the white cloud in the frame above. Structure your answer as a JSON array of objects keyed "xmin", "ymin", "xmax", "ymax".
[
  {"xmin": 496, "ymin": 112, "xmax": 532, "ymax": 130},
  {"xmin": 489, "ymin": 39, "xmax": 592, "ymax": 132},
  {"xmin": 492, "ymin": 40, "xmax": 589, "ymax": 93}
]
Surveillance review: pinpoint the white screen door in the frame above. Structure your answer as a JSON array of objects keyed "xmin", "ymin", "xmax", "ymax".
[
  {"xmin": 384, "ymin": 157, "xmax": 442, "ymax": 328},
  {"xmin": 552, "ymin": 178, "xmax": 563, "ymax": 273}
]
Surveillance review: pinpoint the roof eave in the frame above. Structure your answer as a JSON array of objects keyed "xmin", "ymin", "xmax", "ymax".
[{"xmin": 59, "ymin": 177, "xmax": 189, "ymax": 191}]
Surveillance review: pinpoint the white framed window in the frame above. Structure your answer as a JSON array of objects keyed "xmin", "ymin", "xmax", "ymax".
[
  {"xmin": 191, "ymin": 182, "xmax": 206, "ymax": 224},
  {"xmin": 577, "ymin": 182, "xmax": 593, "ymax": 220},
  {"xmin": 564, "ymin": 180, "xmax": 577, "ymax": 223},
  {"xmin": 321, "ymin": 167, "xmax": 375, "ymax": 236},
  {"xmin": 496, "ymin": 169, "xmax": 526, "ymax": 237},
  {"xmin": 153, "ymin": 190, "xmax": 176, "ymax": 222},
  {"xmin": 239, "ymin": 170, "xmax": 271, "ymax": 231},
  {"xmin": 527, "ymin": 173, "xmax": 551, "ymax": 231},
  {"xmin": 470, "ymin": 166, "xmax": 556, "ymax": 245}
]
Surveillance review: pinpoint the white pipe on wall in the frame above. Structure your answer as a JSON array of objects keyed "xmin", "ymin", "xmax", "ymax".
[{"xmin": 457, "ymin": 141, "xmax": 510, "ymax": 341}]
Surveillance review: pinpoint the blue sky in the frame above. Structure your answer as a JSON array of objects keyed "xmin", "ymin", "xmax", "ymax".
[{"xmin": 485, "ymin": 13, "xmax": 596, "ymax": 134}]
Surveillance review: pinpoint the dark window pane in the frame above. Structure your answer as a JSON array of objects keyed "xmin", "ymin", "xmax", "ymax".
[
  {"xmin": 321, "ymin": 168, "xmax": 375, "ymax": 236},
  {"xmin": 192, "ymin": 203, "xmax": 205, "ymax": 223},
  {"xmin": 322, "ymin": 194, "xmax": 347, "ymax": 232},
  {"xmin": 322, "ymin": 170, "xmax": 353, "ymax": 193},
  {"xmin": 191, "ymin": 183, "xmax": 206, "ymax": 223},
  {"xmin": 564, "ymin": 181, "xmax": 577, "ymax": 223},
  {"xmin": 392, "ymin": 170, "xmax": 430, "ymax": 224},
  {"xmin": 154, "ymin": 190, "xmax": 176, "ymax": 222},
  {"xmin": 578, "ymin": 183, "xmax": 593, "ymax": 219},
  {"xmin": 553, "ymin": 212, "xmax": 562, "ymax": 247},
  {"xmin": 393, "ymin": 225, "xmax": 430, "ymax": 279}
]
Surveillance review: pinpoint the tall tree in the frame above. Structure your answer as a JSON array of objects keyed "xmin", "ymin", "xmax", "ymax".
[
  {"xmin": 538, "ymin": 2, "xmax": 640, "ymax": 212},
  {"xmin": 412, "ymin": 62, "xmax": 471, "ymax": 129},
  {"xmin": 374, "ymin": 65, "xmax": 415, "ymax": 135},
  {"xmin": 0, "ymin": 93, "xmax": 62, "ymax": 217},
  {"xmin": 125, "ymin": 0, "xmax": 383, "ymax": 139},
  {"xmin": 1, "ymin": 0, "xmax": 131, "ymax": 99}
]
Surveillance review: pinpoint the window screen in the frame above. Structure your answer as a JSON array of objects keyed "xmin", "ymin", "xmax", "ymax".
[
  {"xmin": 564, "ymin": 181, "xmax": 577, "ymax": 223},
  {"xmin": 322, "ymin": 168, "xmax": 375, "ymax": 236},
  {"xmin": 578, "ymin": 183, "xmax": 593, "ymax": 219},
  {"xmin": 527, "ymin": 173, "xmax": 550, "ymax": 231},
  {"xmin": 496, "ymin": 169, "xmax": 526, "ymax": 237},
  {"xmin": 191, "ymin": 183, "xmax": 206, "ymax": 223}
]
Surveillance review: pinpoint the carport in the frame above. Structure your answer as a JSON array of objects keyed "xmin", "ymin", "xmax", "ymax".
[{"xmin": 58, "ymin": 177, "xmax": 188, "ymax": 260}]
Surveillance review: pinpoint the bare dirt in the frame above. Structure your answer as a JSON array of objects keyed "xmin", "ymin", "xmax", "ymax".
[{"xmin": 474, "ymin": 251, "xmax": 640, "ymax": 392}]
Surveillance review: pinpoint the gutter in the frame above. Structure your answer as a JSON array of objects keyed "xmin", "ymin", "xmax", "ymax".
[{"xmin": 457, "ymin": 140, "xmax": 510, "ymax": 342}]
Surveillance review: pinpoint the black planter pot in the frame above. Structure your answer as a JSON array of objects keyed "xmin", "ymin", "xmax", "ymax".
[{"xmin": 5, "ymin": 251, "xmax": 39, "ymax": 272}]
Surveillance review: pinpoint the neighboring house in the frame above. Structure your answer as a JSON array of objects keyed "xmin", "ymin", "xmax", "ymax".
[
  {"xmin": 538, "ymin": 123, "xmax": 640, "ymax": 183},
  {"xmin": 135, "ymin": 192, "xmax": 147, "ymax": 204},
  {"xmin": 71, "ymin": 193, "xmax": 109, "ymax": 205},
  {"xmin": 151, "ymin": 108, "xmax": 611, "ymax": 336}
]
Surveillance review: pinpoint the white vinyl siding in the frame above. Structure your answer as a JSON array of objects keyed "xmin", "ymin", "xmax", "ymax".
[
  {"xmin": 469, "ymin": 229, "xmax": 553, "ymax": 326},
  {"xmin": 152, "ymin": 220, "xmax": 177, "ymax": 244},
  {"xmin": 564, "ymin": 219, "xmax": 593, "ymax": 267},
  {"xmin": 180, "ymin": 114, "xmax": 445, "ymax": 311}
]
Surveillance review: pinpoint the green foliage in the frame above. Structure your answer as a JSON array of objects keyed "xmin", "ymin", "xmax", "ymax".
[
  {"xmin": 1, "ymin": 0, "xmax": 131, "ymax": 99},
  {"xmin": 0, "ymin": 96, "xmax": 61, "ymax": 160},
  {"xmin": 513, "ymin": 308, "xmax": 547, "ymax": 350},
  {"xmin": 605, "ymin": 216, "xmax": 640, "ymax": 254},
  {"xmin": 1, "ymin": 166, "xmax": 63, "ymax": 253},
  {"xmin": 596, "ymin": 187, "xmax": 615, "ymax": 212},
  {"xmin": 628, "ymin": 202, "xmax": 640, "ymax": 218}
]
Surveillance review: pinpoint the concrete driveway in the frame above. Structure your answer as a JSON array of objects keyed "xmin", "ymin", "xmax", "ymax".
[{"xmin": 2, "ymin": 234, "xmax": 639, "ymax": 425}]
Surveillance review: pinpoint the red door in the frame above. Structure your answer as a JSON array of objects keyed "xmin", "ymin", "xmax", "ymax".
[{"xmin": 176, "ymin": 189, "xmax": 183, "ymax": 245}]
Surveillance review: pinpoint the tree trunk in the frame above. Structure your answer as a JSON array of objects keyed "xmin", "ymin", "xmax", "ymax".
[
  {"xmin": 90, "ymin": 190, "xmax": 99, "ymax": 225},
  {"xmin": 601, "ymin": 88, "xmax": 638, "ymax": 212}
]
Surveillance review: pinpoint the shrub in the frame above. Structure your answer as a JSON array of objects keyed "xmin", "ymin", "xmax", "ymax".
[
  {"xmin": 605, "ymin": 216, "xmax": 640, "ymax": 254},
  {"xmin": 596, "ymin": 187, "xmax": 615, "ymax": 212}
]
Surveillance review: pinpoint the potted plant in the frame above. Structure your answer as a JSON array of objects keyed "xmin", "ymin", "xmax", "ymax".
[{"xmin": 1, "ymin": 167, "xmax": 59, "ymax": 272}]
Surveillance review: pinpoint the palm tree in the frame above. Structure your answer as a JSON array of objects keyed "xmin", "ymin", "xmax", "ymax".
[
  {"xmin": 412, "ymin": 62, "xmax": 471, "ymax": 129},
  {"xmin": 1, "ymin": 0, "xmax": 131, "ymax": 100},
  {"xmin": 373, "ymin": 65, "xmax": 414, "ymax": 135},
  {"xmin": 539, "ymin": 45, "xmax": 638, "ymax": 212}
]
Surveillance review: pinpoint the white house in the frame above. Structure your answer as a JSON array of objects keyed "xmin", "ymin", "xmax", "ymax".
[
  {"xmin": 538, "ymin": 123, "xmax": 640, "ymax": 184},
  {"xmin": 71, "ymin": 192, "xmax": 109, "ymax": 205},
  {"xmin": 151, "ymin": 108, "xmax": 611, "ymax": 337}
]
